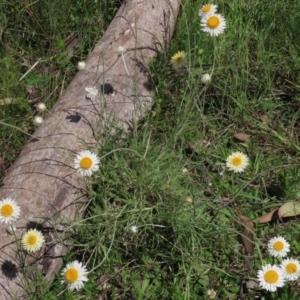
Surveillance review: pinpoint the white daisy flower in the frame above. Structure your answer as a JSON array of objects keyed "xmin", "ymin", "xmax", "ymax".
[
  {"xmin": 185, "ymin": 197, "xmax": 193, "ymax": 204},
  {"xmin": 33, "ymin": 116, "xmax": 44, "ymax": 126},
  {"xmin": 0, "ymin": 198, "xmax": 21, "ymax": 224},
  {"xmin": 226, "ymin": 151, "xmax": 249, "ymax": 173},
  {"xmin": 77, "ymin": 61, "xmax": 86, "ymax": 70},
  {"xmin": 201, "ymin": 73, "xmax": 212, "ymax": 84},
  {"xmin": 170, "ymin": 51, "xmax": 186, "ymax": 69},
  {"xmin": 129, "ymin": 225, "xmax": 138, "ymax": 234},
  {"xmin": 61, "ymin": 260, "xmax": 89, "ymax": 291},
  {"xmin": 201, "ymin": 14, "xmax": 226, "ymax": 37},
  {"xmin": 207, "ymin": 288, "xmax": 216, "ymax": 299},
  {"xmin": 198, "ymin": 4, "xmax": 218, "ymax": 18},
  {"xmin": 36, "ymin": 102, "xmax": 47, "ymax": 112},
  {"xmin": 74, "ymin": 150, "xmax": 99, "ymax": 177},
  {"xmin": 257, "ymin": 264, "xmax": 285, "ymax": 292},
  {"xmin": 268, "ymin": 236, "xmax": 290, "ymax": 258},
  {"xmin": 22, "ymin": 229, "xmax": 45, "ymax": 252},
  {"xmin": 117, "ymin": 46, "xmax": 126, "ymax": 55},
  {"xmin": 85, "ymin": 86, "xmax": 98, "ymax": 100},
  {"xmin": 281, "ymin": 258, "xmax": 300, "ymax": 281}
]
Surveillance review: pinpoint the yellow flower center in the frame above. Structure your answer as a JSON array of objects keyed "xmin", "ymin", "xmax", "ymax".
[
  {"xmin": 286, "ymin": 262, "xmax": 297, "ymax": 274},
  {"xmin": 1, "ymin": 204, "xmax": 13, "ymax": 217},
  {"xmin": 232, "ymin": 157, "xmax": 242, "ymax": 166},
  {"xmin": 207, "ymin": 16, "xmax": 220, "ymax": 29},
  {"xmin": 202, "ymin": 5, "xmax": 211, "ymax": 13},
  {"xmin": 65, "ymin": 268, "xmax": 79, "ymax": 283},
  {"xmin": 264, "ymin": 270, "xmax": 279, "ymax": 283},
  {"xmin": 273, "ymin": 241, "xmax": 284, "ymax": 251},
  {"xmin": 80, "ymin": 157, "xmax": 93, "ymax": 169},
  {"xmin": 28, "ymin": 234, "xmax": 37, "ymax": 245},
  {"xmin": 176, "ymin": 56, "xmax": 183, "ymax": 63}
]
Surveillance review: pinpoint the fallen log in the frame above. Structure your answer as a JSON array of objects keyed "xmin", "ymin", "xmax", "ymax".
[{"xmin": 0, "ymin": 0, "xmax": 180, "ymax": 298}]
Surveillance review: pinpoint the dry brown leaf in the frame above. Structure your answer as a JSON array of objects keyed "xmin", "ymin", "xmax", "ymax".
[
  {"xmin": 238, "ymin": 202, "xmax": 300, "ymax": 259},
  {"xmin": 221, "ymin": 196, "xmax": 230, "ymax": 202},
  {"xmin": 256, "ymin": 208, "xmax": 279, "ymax": 223},
  {"xmin": 234, "ymin": 133, "xmax": 251, "ymax": 142},
  {"xmin": 65, "ymin": 32, "xmax": 78, "ymax": 54},
  {"xmin": 259, "ymin": 115, "xmax": 268, "ymax": 122},
  {"xmin": 0, "ymin": 98, "xmax": 17, "ymax": 105},
  {"xmin": 278, "ymin": 201, "xmax": 300, "ymax": 221},
  {"xmin": 245, "ymin": 280, "xmax": 259, "ymax": 290},
  {"xmin": 238, "ymin": 215, "xmax": 254, "ymax": 254}
]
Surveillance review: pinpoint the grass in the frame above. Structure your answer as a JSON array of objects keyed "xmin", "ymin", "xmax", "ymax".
[
  {"xmin": 1, "ymin": 0, "xmax": 300, "ymax": 299},
  {"xmin": 0, "ymin": 0, "xmax": 120, "ymax": 179}
]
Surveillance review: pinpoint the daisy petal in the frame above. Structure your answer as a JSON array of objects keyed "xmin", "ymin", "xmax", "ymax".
[
  {"xmin": 257, "ymin": 264, "xmax": 285, "ymax": 292},
  {"xmin": 0, "ymin": 198, "xmax": 21, "ymax": 224},
  {"xmin": 198, "ymin": 4, "xmax": 218, "ymax": 18},
  {"xmin": 61, "ymin": 260, "xmax": 89, "ymax": 291},
  {"xmin": 22, "ymin": 229, "xmax": 45, "ymax": 252},
  {"xmin": 74, "ymin": 150, "xmax": 100, "ymax": 177},
  {"xmin": 201, "ymin": 13, "xmax": 226, "ymax": 37},
  {"xmin": 281, "ymin": 258, "xmax": 300, "ymax": 281},
  {"xmin": 170, "ymin": 51, "xmax": 186, "ymax": 69},
  {"xmin": 268, "ymin": 236, "xmax": 290, "ymax": 258},
  {"xmin": 226, "ymin": 151, "xmax": 249, "ymax": 173}
]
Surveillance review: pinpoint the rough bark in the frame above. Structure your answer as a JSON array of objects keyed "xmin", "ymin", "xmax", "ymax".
[{"xmin": 0, "ymin": 0, "xmax": 181, "ymax": 298}]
